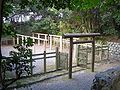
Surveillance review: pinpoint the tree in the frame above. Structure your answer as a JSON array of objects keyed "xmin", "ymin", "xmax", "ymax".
[
  {"xmin": 0, "ymin": 0, "xmax": 71, "ymax": 88},
  {"xmin": 0, "ymin": 0, "xmax": 4, "ymax": 87},
  {"xmin": 0, "ymin": 0, "xmax": 120, "ymax": 88}
]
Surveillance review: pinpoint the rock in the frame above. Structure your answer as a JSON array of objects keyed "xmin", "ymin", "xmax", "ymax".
[{"xmin": 91, "ymin": 66, "xmax": 120, "ymax": 90}]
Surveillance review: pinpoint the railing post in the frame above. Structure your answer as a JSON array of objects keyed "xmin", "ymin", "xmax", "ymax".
[
  {"xmin": 50, "ymin": 36, "xmax": 52, "ymax": 50},
  {"xmin": 73, "ymin": 39, "xmax": 77, "ymax": 65},
  {"xmin": 17, "ymin": 36, "xmax": 19, "ymax": 44},
  {"xmin": 22, "ymin": 36, "xmax": 24, "ymax": 45},
  {"xmin": 100, "ymin": 45, "xmax": 102, "ymax": 61},
  {"xmin": 76, "ymin": 45, "xmax": 79, "ymax": 66},
  {"xmin": 44, "ymin": 35, "xmax": 47, "ymax": 51},
  {"xmin": 25, "ymin": 36, "xmax": 27, "ymax": 42},
  {"xmin": 56, "ymin": 47, "xmax": 59, "ymax": 70},
  {"xmin": 13, "ymin": 37, "xmax": 16, "ymax": 45},
  {"xmin": 32, "ymin": 33, "xmax": 35, "ymax": 53},
  {"xmin": 32, "ymin": 33, "xmax": 35, "ymax": 43},
  {"xmin": 60, "ymin": 36, "xmax": 62, "ymax": 52},
  {"xmin": 44, "ymin": 51, "xmax": 46, "ymax": 73},
  {"xmin": 92, "ymin": 36, "xmax": 95, "ymax": 72},
  {"xmin": 107, "ymin": 45, "xmax": 109, "ymax": 60},
  {"xmin": 38, "ymin": 34, "xmax": 40, "ymax": 45},
  {"xmin": 30, "ymin": 50, "xmax": 33, "ymax": 76}
]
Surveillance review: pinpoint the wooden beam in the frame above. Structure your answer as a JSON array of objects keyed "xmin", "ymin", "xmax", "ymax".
[
  {"xmin": 73, "ymin": 40, "xmax": 93, "ymax": 44},
  {"xmin": 63, "ymin": 33, "xmax": 101, "ymax": 38}
]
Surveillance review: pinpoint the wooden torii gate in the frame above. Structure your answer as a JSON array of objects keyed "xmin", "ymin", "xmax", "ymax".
[{"xmin": 63, "ymin": 33, "xmax": 101, "ymax": 79}]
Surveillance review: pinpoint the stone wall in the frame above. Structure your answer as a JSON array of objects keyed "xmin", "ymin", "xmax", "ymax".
[
  {"xmin": 91, "ymin": 66, "xmax": 120, "ymax": 90},
  {"xmin": 108, "ymin": 42, "xmax": 120, "ymax": 60}
]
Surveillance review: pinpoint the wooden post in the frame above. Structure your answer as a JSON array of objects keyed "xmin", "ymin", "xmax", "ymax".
[
  {"xmin": 44, "ymin": 35, "xmax": 47, "ymax": 51},
  {"xmin": 92, "ymin": 37, "xmax": 95, "ymax": 72},
  {"xmin": 44, "ymin": 51, "xmax": 46, "ymax": 73},
  {"xmin": 32, "ymin": 33, "xmax": 35, "ymax": 53},
  {"xmin": 107, "ymin": 45, "xmax": 109, "ymax": 60},
  {"xmin": 30, "ymin": 50, "xmax": 33, "ymax": 76},
  {"xmin": 13, "ymin": 37, "xmax": 15, "ymax": 45},
  {"xmin": 73, "ymin": 40, "xmax": 77, "ymax": 65},
  {"xmin": 50, "ymin": 36, "xmax": 52, "ymax": 50},
  {"xmin": 25, "ymin": 36, "xmax": 27, "ymax": 42},
  {"xmin": 38, "ymin": 34, "xmax": 40, "ymax": 45},
  {"xmin": 76, "ymin": 45, "xmax": 79, "ymax": 66},
  {"xmin": 69, "ymin": 38, "xmax": 73, "ymax": 79},
  {"xmin": 56, "ymin": 47, "xmax": 59, "ymax": 70},
  {"xmin": 32, "ymin": 33, "xmax": 35, "ymax": 43},
  {"xmin": 60, "ymin": 36, "xmax": 62, "ymax": 52},
  {"xmin": 17, "ymin": 36, "xmax": 19, "ymax": 44},
  {"xmin": 22, "ymin": 36, "xmax": 24, "ymax": 45},
  {"xmin": 100, "ymin": 45, "xmax": 102, "ymax": 61}
]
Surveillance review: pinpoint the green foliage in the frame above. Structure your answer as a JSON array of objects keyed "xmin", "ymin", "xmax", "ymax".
[
  {"xmin": 100, "ymin": 0, "xmax": 120, "ymax": 36},
  {"xmin": 70, "ymin": 0, "xmax": 100, "ymax": 11},
  {"xmin": 2, "ymin": 38, "xmax": 33, "ymax": 80},
  {"xmin": 3, "ymin": 0, "xmax": 120, "ymax": 37},
  {"xmin": 9, "ymin": 45, "xmax": 32, "ymax": 78},
  {"xmin": 2, "ymin": 22, "xmax": 16, "ymax": 37},
  {"xmin": 31, "ymin": 17, "xmax": 59, "ymax": 34},
  {"xmin": 3, "ymin": 0, "xmax": 14, "ymax": 17}
]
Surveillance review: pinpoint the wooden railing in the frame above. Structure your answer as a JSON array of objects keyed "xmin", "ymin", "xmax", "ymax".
[
  {"xmin": 2, "ymin": 47, "xmax": 69, "ymax": 80},
  {"xmin": 31, "ymin": 47, "xmax": 59, "ymax": 74}
]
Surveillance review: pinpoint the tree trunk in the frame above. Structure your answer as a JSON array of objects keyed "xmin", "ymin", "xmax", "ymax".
[{"xmin": 0, "ymin": 0, "xmax": 4, "ymax": 87}]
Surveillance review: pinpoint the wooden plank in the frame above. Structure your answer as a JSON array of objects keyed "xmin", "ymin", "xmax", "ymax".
[
  {"xmin": 69, "ymin": 38, "xmax": 73, "ymax": 79},
  {"xmin": 32, "ymin": 56, "xmax": 56, "ymax": 60},
  {"xmin": 46, "ymin": 56, "xmax": 56, "ymax": 58},
  {"xmin": 32, "ymin": 53, "xmax": 44, "ymax": 56},
  {"xmin": 33, "ymin": 33, "xmax": 48, "ymax": 36},
  {"xmin": 16, "ymin": 34, "xmax": 48, "ymax": 41},
  {"xmin": 63, "ymin": 33, "xmax": 101, "ymax": 38},
  {"xmin": 32, "ymin": 52, "xmax": 56, "ymax": 56},
  {"xmin": 46, "ymin": 52, "xmax": 56, "ymax": 54},
  {"xmin": 49, "ymin": 34, "xmax": 61, "ymax": 37},
  {"xmin": 32, "ymin": 57, "xmax": 44, "ymax": 60}
]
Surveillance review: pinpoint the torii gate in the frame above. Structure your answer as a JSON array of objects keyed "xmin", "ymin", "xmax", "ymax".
[{"xmin": 63, "ymin": 33, "xmax": 101, "ymax": 79}]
